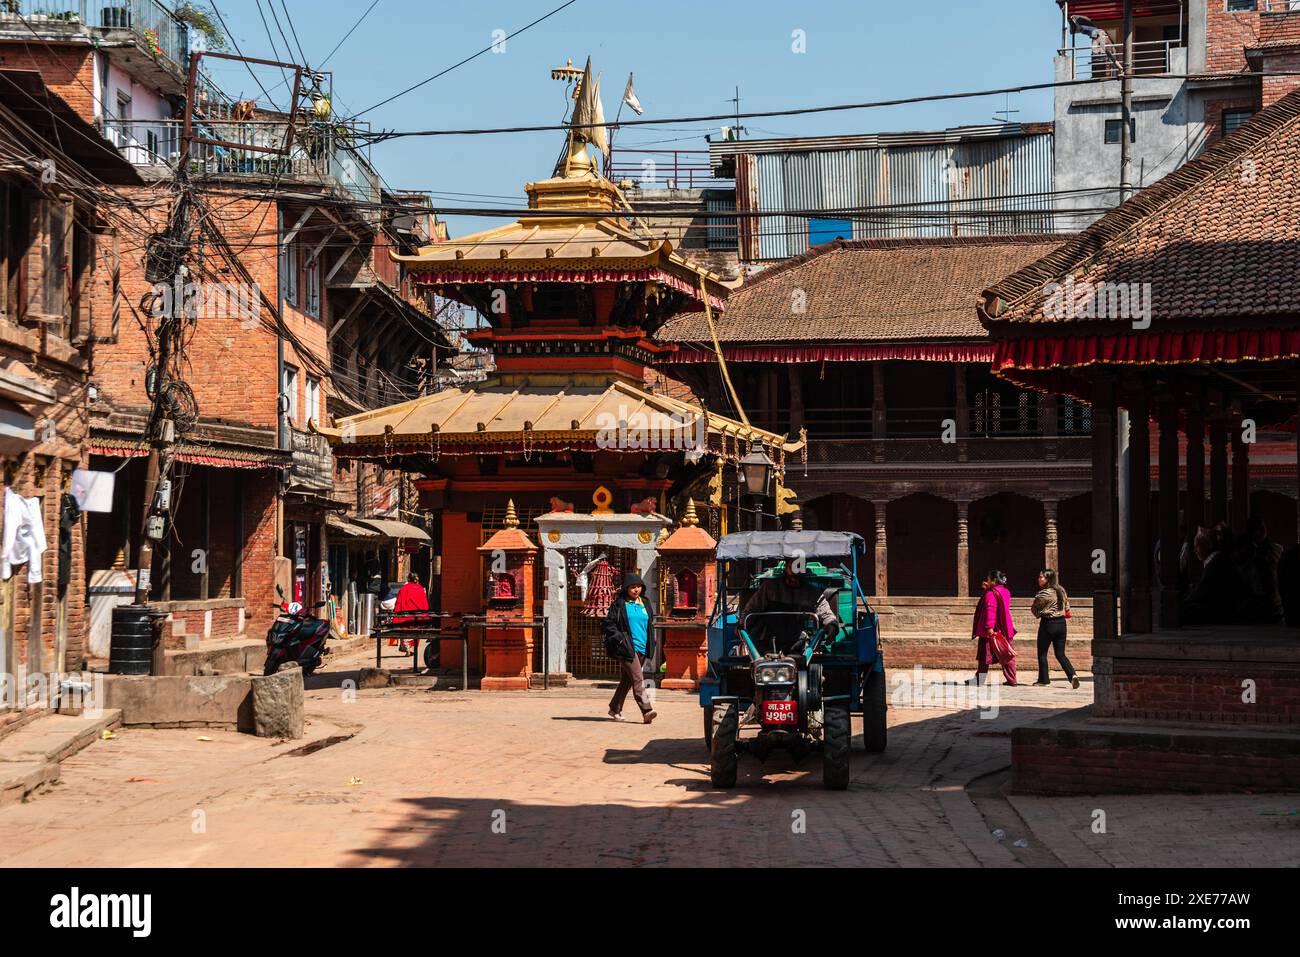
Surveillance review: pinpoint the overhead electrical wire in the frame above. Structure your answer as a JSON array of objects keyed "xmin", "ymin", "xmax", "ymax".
[{"xmin": 351, "ymin": 0, "xmax": 580, "ymax": 117}]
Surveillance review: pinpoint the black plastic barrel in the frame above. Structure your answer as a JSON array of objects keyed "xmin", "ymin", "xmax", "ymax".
[{"xmin": 109, "ymin": 606, "xmax": 165, "ymax": 675}]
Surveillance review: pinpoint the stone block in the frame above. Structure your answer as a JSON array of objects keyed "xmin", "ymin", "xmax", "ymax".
[
  {"xmin": 251, "ymin": 669, "xmax": 304, "ymax": 739},
  {"xmin": 99, "ymin": 674, "xmax": 255, "ymax": 731}
]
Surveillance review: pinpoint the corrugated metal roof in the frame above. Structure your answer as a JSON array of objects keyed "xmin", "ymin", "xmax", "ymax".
[
  {"xmin": 709, "ymin": 123, "xmax": 1053, "ymax": 168},
  {"xmin": 721, "ymin": 128, "xmax": 1055, "ymax": 260}
]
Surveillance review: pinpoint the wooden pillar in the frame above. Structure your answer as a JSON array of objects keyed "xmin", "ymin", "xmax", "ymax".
[
  {"xmin": 1043, "ymin": 499, "xmax": 1059, "ymax": 573},
  {"xmin": 871, "ymin": 361, "xmax": 887, "ymax": 440},
  {"xmin": 1091, "ymin": 377, "xmax": 1119, "ymax": 641},
  {"xmin": 1231, "ymin": 417, "xmax": 1250, "ymax": 531},
  {"xmin": 1186, "ymin": 405, "xmax": 1205, "ymax": 542},
  {"xmin": 956, "ymin": 500, "xmax": 970, "ymax": 599},
  {"xmin": 1158, "ymin": 398, "xmax": 1181, "ymax": 630},
  {"xmin": 872, "ymin": 500, "xmax": 888, "ymax": 597},
  {"xmin": 1125, "ymin": 387, "xmax": 1153, "ymax": 634},
  {"xmin": 200, "ymin": 469, "xmax": 211, "ymax": 601},
  {"xmin": 954, "ymin": 365, "xmax": 969, "ymax": 436},
  {"xmin": 1209, "ymin": 416, "xmax": 1228, "ymax": 525},
  {"xmin": 787, "ymin": 365, "xmax": 805, "ymax": 433}
]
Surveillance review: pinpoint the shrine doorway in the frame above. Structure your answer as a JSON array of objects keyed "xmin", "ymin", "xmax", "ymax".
[
  {"xmin": 559, "ymin": 544, "xmax": 638, "ymax": 679},
  {"xmin": 535, "ymin": 511, "xmax": 672, "ymax": 681}
]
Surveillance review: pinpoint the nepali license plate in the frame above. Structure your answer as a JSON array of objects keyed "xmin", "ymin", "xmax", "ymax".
[{"xmin": 762, "ymin": 700, "xmax": 797, "ymax": 725}]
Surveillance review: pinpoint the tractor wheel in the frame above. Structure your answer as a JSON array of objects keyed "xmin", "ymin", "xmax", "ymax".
[
  {"xmin": 822, "ymin": 705, "xmax": 850, "ymax": 790},
  {"xmin": 703, "ymin": 705, "xmax": 714, "ymax": 750},
  {"xmin": 862, "ymin": 666, "xmax": 888, "ymax": 753},
  {"xmin": 709, "ymin": 703, "xmax": 738, "ymax": 788}
]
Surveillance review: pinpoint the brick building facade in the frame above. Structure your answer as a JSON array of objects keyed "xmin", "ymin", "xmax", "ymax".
[
  {"xmin": 0, "ymin": 4, "xmax": 448, "ymax": 673},
  {"xmin": 0, "ymin": 66, "xmax": 143, "ymax": 702}
]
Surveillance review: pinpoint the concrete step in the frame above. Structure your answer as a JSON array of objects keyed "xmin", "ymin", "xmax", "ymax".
[{"xmin": 0, "ymin": 710, "xmax": 123, "ymax": 806}]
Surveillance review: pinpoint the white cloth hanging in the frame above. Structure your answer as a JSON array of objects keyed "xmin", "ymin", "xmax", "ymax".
[{"xmin": 2, "ymin": 487, "xmax": 47, "ymax": 584}]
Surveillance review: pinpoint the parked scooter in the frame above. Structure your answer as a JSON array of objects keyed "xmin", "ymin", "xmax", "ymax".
[{"xmin": 264, "ymin": 587, "xmax": 329, "ymax": 676}]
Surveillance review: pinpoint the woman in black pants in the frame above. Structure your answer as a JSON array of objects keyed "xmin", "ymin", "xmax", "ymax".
[{"xmin": 1030, "ymin": 569, "xmax": 1080, "ymax": 688}]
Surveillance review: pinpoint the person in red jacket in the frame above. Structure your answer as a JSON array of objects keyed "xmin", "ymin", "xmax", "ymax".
[
  {"xmin": 970, "ymin": 570, "xmax": 1018, "ymax": 686},
  {"xmin": 390, "ymin": 573, "xmax": 430, "ymax": 652}
]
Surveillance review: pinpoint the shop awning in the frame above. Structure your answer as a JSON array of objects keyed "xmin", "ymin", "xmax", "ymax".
[
  {"xmin": 326, "ymin": 514, "xmax": 381, "ymax": 539},
  {"xmin": 354, "ymin": 518, "xmax": 431, "ymax": 542}
]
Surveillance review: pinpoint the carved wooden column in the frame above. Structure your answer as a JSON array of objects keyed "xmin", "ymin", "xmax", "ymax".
[
  {"xmin": 1210, "ymin": 415, "xmax": 1228, "ymax": 525},
  {"xmin": 1186, "ymin": 402, "xmax": 1206, "ymax": 541},
  {"xmin": 871, "ymin": 361, "xmax": 887, "ymax": 440},
  {"xmin": 1091, "ymin": 377, "xmax": 1119, "ymax": 642},
  {"xmin": 1125, "ymin": 386, "xmax": 1153, "ymax": 635},
  {"xmin": 872, "ymin": 500, "xmax": 888, "ymax": 597},
  {"xmin": 1043, "ymin": 499, "xmax": 1059, "ymax": 573},
  {"xmin": 1231, "ymin": 416, "xmax": 1250, "ymax": 531},
  {"xmin": 956, "ymin": 500, "xmax": 970, "ymax": 599},
  {"xmin": 787, "ymin": 365, "xmax": 805, "ymax": 433},
  {"xmin": 1158, "ymin": 397, "xmax": 1181, "ymax": 630}
]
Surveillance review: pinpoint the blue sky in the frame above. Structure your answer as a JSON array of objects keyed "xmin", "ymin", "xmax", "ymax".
[{"xmin": 206, "ymin": 1, "xmax": 1063, "ymax": 235}]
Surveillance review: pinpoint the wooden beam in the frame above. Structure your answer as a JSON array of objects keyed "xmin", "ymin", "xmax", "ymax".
[
  {"xmin": 280, "ymin": 206, "xmax": 316, "ymax": 249},
  {"xmin": 305, "ymin": 227, "xmax": 337, "ymax": 266},
  {"xmin": 328, "ymin": 292, "xmax": 367, "ymax": 337},
  {"xmin": 325, "ymin": 246, "xmax": 357, "ymax": 285}
]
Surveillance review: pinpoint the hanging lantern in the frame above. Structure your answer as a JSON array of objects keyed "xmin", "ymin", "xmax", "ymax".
[{"xmin": 739, "ymin": 443, "xmax": 775, "ymax": 497}]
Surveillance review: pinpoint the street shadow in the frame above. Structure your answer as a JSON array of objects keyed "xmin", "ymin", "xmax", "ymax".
[{"xmin": 338, "ymin": 701, "xmax": 1091, "ymax": 867}]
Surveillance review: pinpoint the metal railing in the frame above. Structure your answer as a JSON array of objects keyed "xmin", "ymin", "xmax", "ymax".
[
  {"xmin": 0, "ymin": 1, "xmax": 188, "ymax": 69},
  {"xmin": 103, "ymin": 117, "xmax": 381, "ymax": 207},
  {"xmin": 606, "ymin": 148, "xmax": 733, "ymax": 191},
  {"xmin": 1059, "ymin": 39, "xmax": 1183, "ymax": 80}
]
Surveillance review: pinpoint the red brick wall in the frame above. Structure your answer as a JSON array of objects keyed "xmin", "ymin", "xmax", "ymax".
[
  {"xmin": 1012, "ymin": 729, "xmax": 1300, "ymax": 794},
  {"xmin": 1206, "ymin": 1, "xmax": 1264, "ymax": 73},
  {"xmin": 1108, "ymin": 664, "xmax": 1300, "ymax": 724},
  {"xmin": 0, "ymin": 44, "xmax": 96, "ymax": 119}
]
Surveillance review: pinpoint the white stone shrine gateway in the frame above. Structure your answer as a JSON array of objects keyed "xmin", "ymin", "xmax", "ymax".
[{"xmin": 535, "ymin": 508, "xmax": 672, "ymax": 679}]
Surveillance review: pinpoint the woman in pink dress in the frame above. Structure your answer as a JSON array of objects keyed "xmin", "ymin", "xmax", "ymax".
[{"xmin": 970, "ymin": 569, "xmax": 1018, "ymax": 686}]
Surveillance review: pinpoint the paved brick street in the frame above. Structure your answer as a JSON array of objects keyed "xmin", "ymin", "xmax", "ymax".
[{"xmin": 0, "ymin": 646, "xmax": 1295, "ymax": 868}]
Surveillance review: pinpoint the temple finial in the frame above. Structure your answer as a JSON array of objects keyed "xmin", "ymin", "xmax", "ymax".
[
  {"xmin": 504, "ymin": 499, "xmax": 520, "ymax": 528},
  {"xmin": 680, "ymin": 498, "xmax": 699, "ymax": 527}
]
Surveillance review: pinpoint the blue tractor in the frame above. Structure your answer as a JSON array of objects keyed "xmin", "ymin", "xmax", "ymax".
[{"xmin": 699, "ymin": 531, "xmax": 886, "ymax": 790}]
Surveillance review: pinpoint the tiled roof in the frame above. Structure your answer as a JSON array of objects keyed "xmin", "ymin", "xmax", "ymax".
[
  {"xmin": 657, "ymin": 236, "xmax": 1065, "ymax": 345},
  {"xmin": 981, "ymin": 89, "xmax": 1300, "ymax": 330}
]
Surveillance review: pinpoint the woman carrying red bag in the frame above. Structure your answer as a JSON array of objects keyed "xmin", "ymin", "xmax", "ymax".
[{"xmin": 969, "ymin": 570, "xmax": 1018, "ymax": 686}]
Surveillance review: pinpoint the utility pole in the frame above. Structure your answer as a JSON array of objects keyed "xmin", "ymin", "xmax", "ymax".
[{"xmin": 1119, "ymin": 0, "xmax": 1134, "ymax": 201}]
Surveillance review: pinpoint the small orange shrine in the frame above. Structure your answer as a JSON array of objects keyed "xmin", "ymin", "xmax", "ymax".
[{"xmin": 321, "ymin": 59, "xmax": 801, "ymax": 684}]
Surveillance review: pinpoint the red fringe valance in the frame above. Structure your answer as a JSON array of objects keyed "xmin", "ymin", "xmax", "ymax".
[
  {"xmin": 662, "ymin": 343, "xmax": 998, "ymax": 364},
  {"xmin": 993, "ymin": 329, "xmax": 1300, "ymax": 373}
]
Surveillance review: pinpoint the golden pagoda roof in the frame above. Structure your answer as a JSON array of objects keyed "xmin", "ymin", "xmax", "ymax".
[
  {"xmin": 316, "ymin": 376, "xmax": 801, "ymax": 460},
  {"xmin": 392, "ymin": 168, "xmax": 733, "ymax": 308}
]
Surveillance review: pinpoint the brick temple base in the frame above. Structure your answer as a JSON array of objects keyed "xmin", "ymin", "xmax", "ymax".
[{"xmin": 1011, "ymin": 629, "xmax": 1300, "ymax": 794}]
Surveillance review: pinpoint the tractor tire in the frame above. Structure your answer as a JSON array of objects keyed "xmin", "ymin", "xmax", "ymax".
[
  {"xmin": 710, "ymin": 703, "xmax": 738, "ymax": 788},
  {"xmin": 703, "ymin": 705, "xmax": 714, "ymax": 750},
  {"xmin": 822, "ymin": 705, "xmax": 850, "ymax": 790},
  {"xmin": 862, "ymin": 666, "xmax": 888, "ymax": 753}
]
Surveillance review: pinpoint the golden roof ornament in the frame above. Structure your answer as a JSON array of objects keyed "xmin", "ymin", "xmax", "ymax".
[
  {"xmin": 680, "ymin": 498, "xmax": 700, "ymax": 527},
  {"xmin": 504, "ymin": 499, "xmax": 520, "ymax": 528}
]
